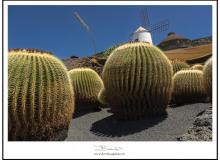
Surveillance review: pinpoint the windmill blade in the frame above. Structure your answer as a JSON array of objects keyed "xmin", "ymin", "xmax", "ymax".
[
  {"xmin": 73, "ymin": 12, "xmax": 90, "ymax": 32},
  {"xmin": 73, "ymin": 12, "xmax": 96, "ymax": 54},
  {"xmin": 140, "ymin": 8, "xmax": 151, "ymax": 29},
  {"xmin": 149, "ymin": 19, "xmax": 170, "ymax": 34}
]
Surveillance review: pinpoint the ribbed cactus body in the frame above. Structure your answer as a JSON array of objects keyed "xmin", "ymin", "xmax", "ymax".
[
  {"xmin": 172, "ymin": 70, "xmax": 206, "ymax": 104},
  {"xmin": 8, "ymin": 49, "xmax": 74, "ymax": 141},
  {"xmin": 69, "ymin": 68, "xmax": 103, "ymax": 111},
  {"xmin": 191, "ymin": 64, "xmax": 203, "ymax": 70},
  {"xmin": 203, "ymin": 58, "xmax": 212, "ymax": 98},
  {"xmin": 98, "ymin": 88, "xmax": 109, "ymax": 108},
  {"xmin": 171, "ymin": 59, "xmax": 190, "ymax": 73},
  {"xmin": 102, "ymin": 42, "xmax": 173, "ymax": 120}
]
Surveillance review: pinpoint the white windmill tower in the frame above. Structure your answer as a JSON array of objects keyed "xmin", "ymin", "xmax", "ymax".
[
  {"xmin": 131, "ymin": 8, "xmax": 170, "ymax": 44},
  {"xmin": 132, "ymin": 26, "xmax": 153, "ymax": 44}
]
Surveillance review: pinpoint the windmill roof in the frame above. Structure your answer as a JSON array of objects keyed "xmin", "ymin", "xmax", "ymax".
[
  {"xmin": 134, "ymin": 26, "xmax": 149, "ymax": 33},
  {"xmin": 160, "ymin": 32, "xmax": 190, "ymax": 44}
]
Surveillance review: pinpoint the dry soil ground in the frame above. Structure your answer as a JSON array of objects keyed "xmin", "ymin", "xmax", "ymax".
[{"xmin": 66, "ymin": 103, "xmax": 211, "ymax": 141}]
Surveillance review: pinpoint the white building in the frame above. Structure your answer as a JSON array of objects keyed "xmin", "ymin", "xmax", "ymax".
[{"xmin": 131, "ymin": 26, "xmax": 153, "ymax": 44}]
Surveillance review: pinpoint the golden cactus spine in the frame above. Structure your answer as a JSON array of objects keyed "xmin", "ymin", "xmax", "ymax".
[
  {"xmin": 203, "ymin": 58, "xmax": 212, "ymax": 98},
  {"xmin": 172, "ymin": 70, "xmax": 207, "ymax": 104},
  {"xmin": 102, "ymin": 42, "xmax": 173, "ymax": 120},
  {"xmin": 171, "ymin": 59, "xmax": 190, "ymax": 73},
  {"xmin": 8, "ymin": 49, "xmax": 74, "ymax": 140},
  {"xmin": 68, "ymin": 68, "xmax": 103, "ymax": 110}
]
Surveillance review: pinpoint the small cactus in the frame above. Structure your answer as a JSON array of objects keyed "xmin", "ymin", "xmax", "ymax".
[
  {"xmin": 203, "ymin": 58, "xmax": 212, "ymax": 99},
  {"xmin": 172, "ymin": 70, "xmax": 207, "ymax": 104},
  {"xmin": 102, "ymin": 42, "xmax": 173, "ymax": 120},
  {"xmin": 68, "ymin": 68, "xmax": 104, "ymax": 111},
  {"xmin": 191, "ymin": 64, "xmax": 203, "ymax": 70},
  {"xmin": 171, "ymin": 59, "xmax": 190, "ymax": 73},
  {"xmin": 8, "ymin": 49, "xmax": 74, "ymax": 141}
]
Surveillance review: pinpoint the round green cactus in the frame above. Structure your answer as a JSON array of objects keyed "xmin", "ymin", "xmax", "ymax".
[
  {"xmin": 68, "ymin": 68, "xmax": 104, "ymax": 111},
  {"xmin": 191, "ymin": 64, "xmax": 203, "ymax": 70},
  {"xmin": 171, "ymin": 59, "xmax": 190, "ymax": 73},
  {"xmin": 102, "ymin": 42, "xmax": 173, "ymax": 120},
  {"xmin": 8, "ymin": 49, "xmax": 74, "ymax": 141},
  {"xmin": 203, "ymin": 58, "xmax": 212, "ymax": 98},
  {"xmin": 172, "ymin": 70, "xmax": 207, "ymax": 104}
]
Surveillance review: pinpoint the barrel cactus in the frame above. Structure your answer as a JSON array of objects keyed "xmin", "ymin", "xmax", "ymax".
[
  {"xmin": 68, "ymin": 68, "xmax": 104, "ymax": 111},
  {"xmin": 172, "ymin": 70, "xmax": 207, "ymax": 104},
  {"xmin": 98, "ymin": 88, "xmax": 109, "ymax": 108},
  {"xmin": 171, "ymin": 59, "xmax": 190, "ymax": 73},
  {"xmin": 203, "ymin": 58, "xmax": 212, "ymax": 98},
  {"xmin": 8, "ymin": 49, "xmax": 74, "ymax": 141},
  {"xmin": 102, "ymin": 42, "xmax": 173, "ymax": 120},
  {"xmin": 191, "ymin": 64, "xmax": 203, "ymax": 70}
]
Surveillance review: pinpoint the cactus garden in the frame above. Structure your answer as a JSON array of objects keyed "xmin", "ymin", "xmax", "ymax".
[
  {"xmin": 8, "ymin": 45, "xmax": 212, "ymax": 141},
  {"xmin": 7, "ymin": 5, "xmax": 213, "ymax": 143}
]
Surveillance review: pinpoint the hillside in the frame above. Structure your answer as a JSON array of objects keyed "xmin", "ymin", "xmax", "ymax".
[
  {"xmin": 164, "ymin": 44, "xmax": 212, "ymax": 62},
  {"xmin": 63, "ymin": 43, "xmax": 212, "ymax": 75}
]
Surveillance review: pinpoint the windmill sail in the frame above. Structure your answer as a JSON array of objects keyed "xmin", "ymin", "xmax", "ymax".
[
  {"xmin": 73, "ymin": 12, "xmax": 90, "ymax": 32},
  {"xmin": 73, "ymin": 12, "xmax": 96, "ymax": 54},
  {"xmin": 149, "ymin": 19, "xmax": 170, "ymax": 34},
  {"xmin": 136, "ymin": 8, "xmax": 170, "ymax": 44},
  {"xmin": 140, "ymin": 8, "xmax": 151, "ymax": 29}
]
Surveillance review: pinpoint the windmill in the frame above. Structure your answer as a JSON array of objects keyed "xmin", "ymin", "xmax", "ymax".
[
  {"xmin": 73, "ymin": 12, "xmax": 97, "ymax": 54},
  {"xmin": 131, "ymin": 8, "xmax": 170, "ymax": 44}
]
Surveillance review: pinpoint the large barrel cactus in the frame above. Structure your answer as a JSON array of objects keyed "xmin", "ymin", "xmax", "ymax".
[
  {"xmin": 191, "ymin": 64, "xmax": 203, "ymax": 70},
  {"xmin": 102, "ymin": 42, "xmax": 173, "ymax": 120},
  {"xmin": 68, "ymin": 68, "xmax": 104, "ymax": 111},
  {"xmin": 8, "ymin": 49, "xmax": 74, "ymax": 141},
  {"xmin": 203, "ymin": 58, "xmax": 212, "ymax": 98},
  {"xmin": 171, "ymin": 59, "xmax": 190, "ymax": 73},
  {"xmin": 172, "ymin": 70, "xmax": 207, "ymax": 104}
]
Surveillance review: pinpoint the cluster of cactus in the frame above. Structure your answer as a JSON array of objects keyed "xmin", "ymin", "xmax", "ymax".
[
  {"xmin": 8, "ymin": 49, "xmax": 74, "ymax": 140},
  {"xmin": 172, "ymin": 70, "xmax": 207, "ymax": 104},
  {"xmin": 191, "ymin": 64, "xmax": 203, "ymax": 70},
  {"xmin": 68, "ymin": 68, "xmax": 104, "ymax": 111},
  {"xmin": 101, "ymin": 42, "xmax": 173, "ymax": 120},
  {"xmin": 203, "ymin": 58, "xmax": 212, "ymax": 99},
  {"xmin": 171, "ymin": 59, "xmax": 190, "ymax": 73}
]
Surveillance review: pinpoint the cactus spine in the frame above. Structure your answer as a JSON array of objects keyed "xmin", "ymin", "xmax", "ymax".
[
  {"xmin": 191, "ymin": 64, "xmax": 203, "ymax": 70},
  {"xmin": 172, "ymin": 70, "xmax": 206, "ymax": 104},
  {"xmin": 203, "ymin": 58, "xmax": 212, "ymax": 98},
  {"xmin": 171, "ymin": 59, "xmax": 190, "ymax": 73},
  {"xmin": 68, "ymin": 68, "xmax": 103, "ymax": 111},
  {"xmin": 102, "ymin": 42, "xmax": 173, "ymax": 120},
  {"xmin": 8, "ymin": 49, "xmax": 74, "ymax": 140}
]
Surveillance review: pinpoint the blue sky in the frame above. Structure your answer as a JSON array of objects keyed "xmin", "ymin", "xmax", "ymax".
[{"xmin": 8, "ymin": 5, "xmax": 212, "ymax": 59}]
